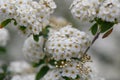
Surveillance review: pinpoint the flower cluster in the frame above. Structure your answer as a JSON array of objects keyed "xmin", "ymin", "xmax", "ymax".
[
  {"xmin": 0, "ymin": 0, "xmax": 56, "ymax": 36},
  {"xmin": 0, "ymin": 28, "xmax": 9, "ymax": 47},
  {"xmin": 45, "ymin": 25, "xmax": 91, "ymax": 61},
  {"xmin": 70, "ymin": 0, "xmax": 120, "ymax": 22},
  {"xmin": 23, "ymin": 35, "xmax": 45, "ymax": 63}
]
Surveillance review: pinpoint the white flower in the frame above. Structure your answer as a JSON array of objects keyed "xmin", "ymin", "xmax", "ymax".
[
  {"xmin": 23, "ymin": 35, "xmax": 45, "ymax": 63},
  {"xmin": 45, "ymin": 25, "xmax": 91, "ymax": 60},
  {"xmin": 0, "ymin": 0, "xmax": 56, "ymax": 36},
  {"xmin": 11, "ymin": 74, "xmax": 35, "ymax": 80},
  {"xmin": 70, "ymin": 0, "xmax": 100, "ymax": 21},
  {"xmin": 97, "ymin": 0, "xmax": 120, "ymax": 22},
  {"xmin": 42, "ymin": 69, "xmax": 64, "ymax": 80},
  {"xmin": 61, "ymin": 60, "xmax": 81, "ymax": 79},
  {"xmin": 8, "ymin": 61, "xmax": 35, "ymax": 74},
  {"xmin": 0, "ymin": 28, "xmax": 9, "ymax": 46},
  {"xmin": 39, "ymin": 0, "xmax": 57, "ymax": 14}
]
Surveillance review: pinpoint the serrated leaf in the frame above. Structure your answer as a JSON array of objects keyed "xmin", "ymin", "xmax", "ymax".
[
  {"xmin": 90, "ymin": 23, "xmax": 98, "ymax": 35},
  {"xmin": 102, "ymin": 28, "xmax": 113, "ymax": 39},
  {"xmin": 0, "ymin": 19, "xmax": 12, "ymax": 28},
  {"xmin": 36, "ymin": 65, "xmax": 49, "ymax": 80}
]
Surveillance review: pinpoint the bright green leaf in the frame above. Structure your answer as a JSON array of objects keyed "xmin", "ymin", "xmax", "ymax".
[
  {"xmin": 90, "ymin": 23, "xmax": 98, "ymax": 35},
  {"xmin": 36, "ymin": 65, "xmax": 49, "ymax": 80},
  {"xmin": 0, "ymin": 19, "xmax": 12, "ymax": 28}
]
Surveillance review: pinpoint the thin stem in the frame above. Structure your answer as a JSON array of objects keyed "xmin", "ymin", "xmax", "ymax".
[{"xmin": 82, "ymin": 32, "xmax": 101, "ymax": 57}]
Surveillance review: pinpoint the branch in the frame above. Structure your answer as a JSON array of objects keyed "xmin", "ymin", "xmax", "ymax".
[{"xmin": 82, "ymin": 32, "xmax": 101, "ymax": 57}]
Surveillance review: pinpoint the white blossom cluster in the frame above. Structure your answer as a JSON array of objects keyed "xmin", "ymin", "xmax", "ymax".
[
  {"xmin": 11, "ymin": 74, "xmax": 35, "ymax": 80},
  {"xmin": 8, "ymin": 61, "xmax": 35, "ymax": 80},
  {"xmin": 70, "ymin": 0, "xmax": 120, "ymax": 22},
  {"xmin": 45, "ymin": 25, "xmax": 91, "ymax": 61},
  {"xmin": 0, "ymin": 0, "xmax": 56, "ymax": 35},
  {"xmin": 42, "ymin": 69, "xmax": 64, "ymax": 80},
  {"xmin": 23, "ymin": 35, "xmax": 45, "ymax": 63},
  {"xmin": 0, "ymin": 28, "xmax": 9, "ymax": 47},
  {"xmin": 8, "ymin": 61, "xmax": 35, "ymax": 74}
]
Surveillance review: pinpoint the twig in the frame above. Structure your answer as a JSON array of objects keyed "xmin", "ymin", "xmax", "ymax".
[{"xmin": 82, "ymin": 32, "xmax": 101, "ymax": 57}]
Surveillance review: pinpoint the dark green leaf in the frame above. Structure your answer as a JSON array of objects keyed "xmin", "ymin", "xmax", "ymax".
[
  {"xmin": 19, "ymin": 26, "xmax": 26, "ymax": 31},
  {"xmin": 0, "ymin": 47, "xmax": 6, "ymax": 53},
  {"xmin": 36, "ymin": 65, "xmax": 49, "ymax": 80},
  {"xmin": 49, "ymin": 59, "xmax": 55, "ymax": 66},
  {"xmin": 90, "ymin": 23, "xmax": 98, "ymax": 35},
  {"xmin": 100, "ymin": 21, "xmax": 114, "ymax": 33},
  {"xmin": 102, "ymin": 28, "xmax": 113, "ymax": 39},
  {"xmin": 0, "ymin": 73, "xmax": 5, "ymax": 80},
  {"xmin": 32, "ymin": 59, "xmax": 44, "ymax": 67},
  {"xmin": 33, "ymin": 35, "xmax": 39, "ymax": 42},
  {"xmin": 0, "ymin": 19, "xmax": 12, "ymax": 28},
  {"xmin": 12, "ymin": 19, "xmax": 17, "ymax": 25},
  {"xmin": 95, "ymin": 18, "xmax": 115, "ymax": 33},
  {"xmin": 42, "ymin": 26, "xmax": 50, "ymax": 39}
]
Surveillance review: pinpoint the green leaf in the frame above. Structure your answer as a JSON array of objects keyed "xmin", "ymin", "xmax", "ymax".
[
  {"xmin": 19, "ymin": 26, "xmax": 26, "ymax": 31},
  {"xmin": 0, "ymin": 47, "xmax": 6, "ymax": 53},
  {"xmin": 36, "ymin": 65, "xmax": 49, "ymax": 80},
  {"xmin": 42, "ymin": 26, "xmax": 50, "ymax": 39},
  {"xmin": 95, "ymin": 18, "xmax": 115, "ymax": 33},
  {"xmin": 0, "ymin": 19, "xmax": 12, "ymax": 28},
  {"xmin": 32, "ymin": 59, "xmax": 44, "ymax": 67},
  {"xmin": 102, "ymin": 28, "xmax": 113, "ymax": 39},
  {"xmin": 12, "ymin": 19, "xmax": 17, "ymax": 25},
  {"xmin": 100, "ymin": 21, "xmax": 114, "ymax": 33},
  {"xmin": 90, "ymin": 23, "xmax": 98, "ymax": 35},
  {"xmin": 33, "ymin": 35, "xmax": 39, "ymax": 42},
  {"xmin": 49, "ymin": 59, "xmax": 55, "ymax": 66},
  {"xmin": 0, "ymin": 73, "xmax": 5, "ymax": 80}
]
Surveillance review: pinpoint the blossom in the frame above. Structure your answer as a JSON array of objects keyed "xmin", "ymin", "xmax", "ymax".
[
  {"xmin": 11, "ymin": 74, "xmax": 35, "ymax": 80},
  {"xmin": 45, "ymin": 25, "xmax": 91, "ymax": 60},
  {"xmin": 42, "ymin": 69, "xmax": 64, "ymax": 80},
  {"xmin": 70, "ymin": 0, "xmax": 100, "ymax": 21},
  {"xmin": 97, "ymin": 0, "xmax": 120, "ymax": 22},
  {"xmin": 8, "ymin": 61, "xmax": 35, "ymax": 74},
  {"xmin": 0, "ymin": 28, "xmax": 9, "ymax": 46},
  {"xmin": 0, "ymin": 0, "xmax": 56, "ymax": 36},
  {"xmin": 23, "ymin": 35, "xmax": 45, "ymax": 63}
]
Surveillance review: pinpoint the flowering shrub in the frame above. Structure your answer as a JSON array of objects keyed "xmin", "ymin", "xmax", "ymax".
[{"xmin": 0, "ymin": 0, "xmax": 120, "ymax": 80}]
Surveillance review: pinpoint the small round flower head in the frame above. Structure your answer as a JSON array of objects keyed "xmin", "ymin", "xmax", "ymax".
[
  {"xmin": 46, "ymin": 25, "xmax": 91, "ymax": 61},
  {"xmin": 61, "ymin": 60, "xmax": 80, "ymax": 79},
  {"xmin": 8, "ymin": 61, "xmax": 35, "ymax": 74},
  {"xmin": 23, "ymin": 35, "xmax": 45, "ymax": 63},
  {"xmin": 60, "ymin": 60, "xmax": 91, "ymax": 79},
  {"xmin": 39, "ymin": 0, "xmax": 57, "ymax": 14},
  {"xmin": 0, "ymin": 28, "xmax": 9, "ymax": 47},
  {"xmin": 11, "ymin": 74, "xmax": 35, "ymax": 80},
  {"xmin": 70, "ymin": 0, "xmax": 100, "ymax": 21},
  {"xmin": 42, "ymin": 69, "xmax": 64, "ymax": 80},
  {"xmin": 97, "ymin": 0, "xmax": 120, "ymax": 22}
]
